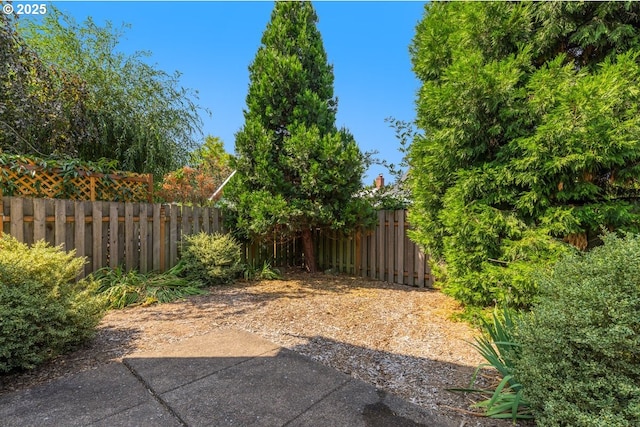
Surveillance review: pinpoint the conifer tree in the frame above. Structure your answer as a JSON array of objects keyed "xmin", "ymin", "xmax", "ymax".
[
  {"xmin": 226, "ymin": 1, "xmax": 367, "ymax": 272},
  {"xmin": 409, "ymin": 1, "xmax": 640, "ymax": 308}
]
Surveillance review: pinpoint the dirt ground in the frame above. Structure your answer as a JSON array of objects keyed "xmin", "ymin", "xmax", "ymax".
[{"xmin": 1, "ymin": 271, "xmax": 528, "ymax": 426}]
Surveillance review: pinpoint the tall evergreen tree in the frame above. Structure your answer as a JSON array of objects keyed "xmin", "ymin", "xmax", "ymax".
[
  {"xmin": 226, "ymin": 1, "xmax": 368, "ymax": 272},
  {"xmin": 409, "ymin": 1, "xmax": 640, "ymax": 308}
]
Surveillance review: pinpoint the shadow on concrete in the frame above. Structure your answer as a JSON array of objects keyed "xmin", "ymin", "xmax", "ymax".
[
  {"xmin": 0, "ymin": 325, "xmax": 142, "ymax": 397},
  {"xmin": 0, "ymin": 329, "xmax": 528, "ymax": 427}
]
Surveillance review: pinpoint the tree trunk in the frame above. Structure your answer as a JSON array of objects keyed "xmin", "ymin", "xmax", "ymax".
[{"xmin": 301, "ymin": 228, "xmax": 317, "ymax": 273}]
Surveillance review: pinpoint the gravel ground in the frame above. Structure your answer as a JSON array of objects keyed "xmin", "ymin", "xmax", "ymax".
[{"xmin": 1, "ymin": 271, "xmax": 531, "ymax": 426}]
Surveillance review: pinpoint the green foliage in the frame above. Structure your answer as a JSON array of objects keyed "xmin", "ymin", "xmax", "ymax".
[
  {"xmin": 224, "ymin": 2, "xmax": 371, "ymax": 271},
  {"xmin": 408, "ymin": 1, "xmax": 640, "ymax": 309},
  {"xmin": 0, "ymin": 13, "xmax": 94, "ymax": 157},
  {"xmin": 92, "ymin": 262, "xmax": 206, "ymax": 309},
  {"xmin": 16, "ymin": 7, "xmax": 204, "ymax": 178},
  {"xmin": 516, "ymin": 233, "xmax": 640, "ymax": 426},
  {"xmin": 180, "ymin": 232, "xmax": 243, "ymax": 286},
  {"xmin": 0, "ymin": 153, "xmax": 147, "ymax": 201},
  {"xmin": 243, "ymin": 260, "xmax": 282, "ymax": 281},
  {"xmin": 453, "ymin": 309, "xmax": 533, "ymax": 421},
  {"xmin": 0, "ymin": 235, "xmax": 105, "ymax": 373},
  {"xmin": 156, "ymin": 135, "xmax": 234, "ymax": 205}
]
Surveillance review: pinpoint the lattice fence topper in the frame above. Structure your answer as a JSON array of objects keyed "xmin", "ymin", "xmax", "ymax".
[{"xmin": 0, "ymin": 158, "xmax": 153, "ymax": 202}]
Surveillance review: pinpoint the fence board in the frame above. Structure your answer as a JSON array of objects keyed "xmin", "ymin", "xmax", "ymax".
[
  {"xmin": 193, "ymin": 206, "xmax": 200, "ymax": 233},
  {"xmin": 152, "ymin": 204, "xmax": 161, "ymax": 271},
  {"xmin": 33, "ymin": 198, "xmax": 45, "ymax": 242},
  {"xmin": 10, "ymin": 197, "xmax": 24, "ymax": 241},
  {"xmin": 417, "ymin": 249, "xmax": 426, "ymax": 288},
  {"xmin": 125, "ymin": 203, "xmax": 134, "ymax": 269},
  {"xmin": 396, "ymin": 211, "xmax": 404, "ymax": 283},
  {"xmin": 202, "ymin": 208, "xmax": 210, "ymax": 233},
  {"xmin": 181, "ymin": 206, "xmax": 191, "ymax": 237},
  {"xmin": 109, "ymin": 204, "xmax": 118, "ymax": 268},
  {"xmin": 92, "ymin": 202, "xmax": 102, "ymax": 271},
  {"xmin": 74, "ymin": 201, "xmax": 85, "ymax": 260},
  {"xmin": 139, "ymin": 203, "xmax": 148, "ymax": 273},
  {"xmin": 169, "ymin": 204, "xmax": 178, "ymax": 267}
]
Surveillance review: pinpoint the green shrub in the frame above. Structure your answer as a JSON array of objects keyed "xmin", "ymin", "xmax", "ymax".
[
  {"xmin": 0, "ymin": 235, "xmax": 105, "ymax": 373},
  {"xmin": 516, "ymin": 232, "xmax": 640, "ymax": 426},
  {"xmin": 93, "ymin": 262, "xmax": 206, "ymax": 309},
  {"xmin": 180, "ymin": 232, "xmax": 242, "ymax": 286}
]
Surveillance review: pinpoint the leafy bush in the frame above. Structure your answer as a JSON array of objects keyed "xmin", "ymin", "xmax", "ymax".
[
  {"xmin": 92, "ymin": 262, "xmax": 206, "ymax": 309},
  {"xmin": 516, "ymin": 233, "xmax": 640, "ymax": 426},
  {"xmin": 0, "ymin": 235, "xmax": 105, "ymax": 373},
  {"xmin": 180, "ymin": 232, "xmax": 242, "ymax": 286}
]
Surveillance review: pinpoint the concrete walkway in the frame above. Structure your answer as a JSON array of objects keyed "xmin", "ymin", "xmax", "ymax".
[{"xmin": 0, "ymin": 329, "xmax": 458, "ymax": 427}]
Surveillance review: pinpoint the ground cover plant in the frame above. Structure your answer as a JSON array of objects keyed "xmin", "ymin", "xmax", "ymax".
[
  {"xmin": 0, "ymin": 235, "xmax": 105, "ymax": 373},
  {"xmin": 92, "ymin": 262, "xmax": 206, "ymax": 309},
  {"xmin": 515, "ymin": 232, "xmax": 640, "ymax": 426}
]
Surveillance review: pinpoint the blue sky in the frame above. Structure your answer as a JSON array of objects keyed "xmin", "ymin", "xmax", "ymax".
[{"xmin": 36, "ymin": 1, "xmax": 426, "ymax": 184}]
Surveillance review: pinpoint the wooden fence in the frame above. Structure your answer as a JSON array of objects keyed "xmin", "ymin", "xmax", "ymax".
[
  {"xmin": 1, "ymin": 196, "xmax": 223, "ymax": 277},
  {"xmin": 1, "ymin": 196, "xmax": 429, "ymax": 287},
  {"xmin": 316, "ymin": 210, "xmax": 430, "ymax": 287},
  {"xmin": 246, "ymin": 210, "xmax": 431, "ymax": 287}
]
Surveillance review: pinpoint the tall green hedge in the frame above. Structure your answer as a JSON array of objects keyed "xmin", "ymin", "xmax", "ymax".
[{"xmin": 408, "ymin": 1, "xmax": 640, "ymax": 308}]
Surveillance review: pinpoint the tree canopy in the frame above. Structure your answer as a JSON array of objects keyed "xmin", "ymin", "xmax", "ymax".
[
  {"xmin": 225, "ymin": 1, "xmax": 369, "ymax": 272},
  {"xmin": 13, "ymin": 7, "xmax": 204, "ymax": 177},
  {"xmin": 408, "ymin": 1, "xmax": 640, "ymax": 308},
  {"xmin": 156, "ymin": 136, "xmax": 233, "ymax": 205},
  {"xmin": 0, "ymin": 13, "xmax": 93, "ymax": 157}
]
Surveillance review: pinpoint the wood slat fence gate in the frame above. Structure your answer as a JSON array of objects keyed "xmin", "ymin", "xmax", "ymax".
[{"xmin": 1, "ymin": 196, "xmax": 223, "ymax": 277}]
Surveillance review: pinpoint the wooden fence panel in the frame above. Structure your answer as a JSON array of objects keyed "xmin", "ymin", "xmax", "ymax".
[
  {"xmin": 1, "ymin": 197, "xmax": 224, "ymax": 277},
  {"xmin": 305, "ymin": 210, "xmax": 431, "ymax": 287}
]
